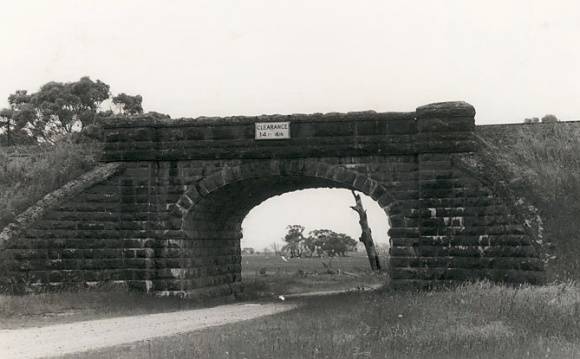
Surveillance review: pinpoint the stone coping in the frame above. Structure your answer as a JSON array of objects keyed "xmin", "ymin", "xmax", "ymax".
[
  {"xmin": 101, "ymin": 101, "xmax": 478, "ymax": 129},
  {"xmin": 102, "ymin": 111, "xmax": 417, "ymax": 129}
]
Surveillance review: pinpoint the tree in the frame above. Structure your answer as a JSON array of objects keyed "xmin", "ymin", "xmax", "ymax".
[
  {"xmin": 541, "ymin": 114, "xmax": 558, "ymax": 123},
  {"xmin": 1, "ymin": 77, "xmax": 148, "ymax": 144},
  {"xmin": 524, "ymin": 115, "xmax": 558, "ymax": 124},
  {"xmin": 0, "ymin": 108, "xmax": 15, "ymax": 145},
  {"xmin": 270, "ymin": 242, "xmax": 282, "ymax": 256},
  {"xmin": 307, "ymin": 229, "xmax": 357, "ymax": 257},
  {"xmin": 2, "ymin": 77, "xmax": 113, "ymax": 143},
  {"xmin": 112, "ymin": 93, "xmax": 143, "ymax": 115},
  {"xmin": 0, "ymin": 90, "xmax": 36, "ymax": 146},
  {"xmin": 333, "ymin": 233, "xmax": 358, "ymax": 256},
  {"xmin": 350, "ymin": 190, "xmax": 381, "ymax": 271},
  {"xmin": 308, "ymin": 229, "xmax": 330, "ymax": 257},
  {"xmin": 282, "ymin": 225, "xmax": 305, "ymax": 258},
  {"xmin": 524, "ymin": 117, "xmax": 539, "ymax": 124},
  {"xmin": 29, "ymin": 77, "xmax": 110, "ymax": 142},
  {"xmin": 302, "ymin": 235, "xmax": 318, "ymax": 257}
]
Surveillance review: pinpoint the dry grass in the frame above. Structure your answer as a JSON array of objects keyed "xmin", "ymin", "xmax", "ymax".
[
  {"xmin": 491, "ymin": 124, "xmax": 580, "ymax": 206},
  {"xmin": 238, "ymin": 253, "xmax": 387, "ymax": 300},
  {"xmin": 0, "ymin": 285, "xmax": 234, "ymax": 330},
  {"xmin": 241, "ymin": 252, "xmax": 385, "ymax": 274},
  {"xmin": 480, "ymin": 123, "xmax": 580, "ymax": 280},
  {"xmin": 0, "ymin": 139, "xmax": 100, "ymax": 229},
  {"xmin": 65, "ymin": 281, "xmax": 580, "ymax": 359},
  {"xmin": 1, "ymin": 246, "xmax": 579, "ymax": 358}
]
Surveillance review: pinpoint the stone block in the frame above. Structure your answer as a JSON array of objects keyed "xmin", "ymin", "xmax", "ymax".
[
  {"xmin": 417, "ymin": 117, "xmax": 475, "ymax": 133},
  {"xmin": 388, "ymin": 227, "xmax": 420, "ymax": 238},
  {"xmin": 416, "ymin": 101, "xmax": 476, "ymax": 119}
]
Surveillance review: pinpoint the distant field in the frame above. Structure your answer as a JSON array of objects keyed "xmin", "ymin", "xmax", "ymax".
[
  {"xmin": 239, "ymin": 252, "xmax": 388, "ymax": 298},
  {"xmin": 241, "ymin": 251, "xmax": 384, "ymax": 276}
]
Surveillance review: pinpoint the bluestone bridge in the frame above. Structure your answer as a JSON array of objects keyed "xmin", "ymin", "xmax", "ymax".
[{"xmin": 0, "ymin": 101, "xmax": 544, "ymax": 296}]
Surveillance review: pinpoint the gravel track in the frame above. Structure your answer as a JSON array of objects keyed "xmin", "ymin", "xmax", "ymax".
[{"xmin": 0, "ymin": 302, "xmax": 297, "ymax": 359}]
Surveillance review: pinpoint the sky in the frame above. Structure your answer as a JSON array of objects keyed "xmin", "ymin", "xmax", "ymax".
[
  {"xmin": 241, "ymin": 189, "xmax": 390, "ymax": 251},
  {"xmin": 1, "ymin": 1, "xmax": 579, "ymax": 249}
]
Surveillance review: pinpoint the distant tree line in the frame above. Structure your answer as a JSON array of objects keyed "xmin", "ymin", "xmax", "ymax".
[
  {"xmin": 524, "ymin": 114, "xmax": 559, "ymax": 124},
  {"xmin": 281, "ymin": 225, "xmax": 358, "ymax": 258},
  {"xmin": 0, "ymin": 76, "xmax": 144, "ymax": 146}
]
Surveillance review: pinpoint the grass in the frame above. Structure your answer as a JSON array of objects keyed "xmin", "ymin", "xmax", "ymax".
[
  {"xmin": 242, "ymin": 252, "xmax": 384, "ymax": 275},
  {"xmin": 479, "ymin": 123, "xmax": 580, "ymax": 280},
  {"xmin": 0, "ymin": 285, "xmax": 235, "ymax": 330},
  {"xmin": 4, "ymin": 256, "xmax": 580, "ymax": 359},
  {"xmin": 63, "ymin": 281, "xmax": 580, "ymax": 359},
  {"xmin": 239, "ymin": 253, "xmax": 388, "ymax": 299}
]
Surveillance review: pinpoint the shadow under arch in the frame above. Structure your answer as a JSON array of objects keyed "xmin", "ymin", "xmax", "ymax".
[{"xmin": 163, "ymin": 160, "xmax": 400, "ymax": 295}]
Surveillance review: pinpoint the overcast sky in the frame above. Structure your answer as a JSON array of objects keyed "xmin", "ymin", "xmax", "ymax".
[
  {"xmin": 1, "ymin": 1, "xmax": 579, "ymax": 249},
  {"xmin": 242, "ymin": 189, "xmax": 389, "ymax": 250}
]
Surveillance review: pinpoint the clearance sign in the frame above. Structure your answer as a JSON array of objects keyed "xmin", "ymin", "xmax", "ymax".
[{"xmin": 255, "ymin": 122, "xmax": 290, "ymax": 140}]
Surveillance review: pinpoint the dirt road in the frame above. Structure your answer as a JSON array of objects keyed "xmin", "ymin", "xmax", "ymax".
[{"xmin": 0, "ymin": 302, "xmax": 297, "ymax": 359}]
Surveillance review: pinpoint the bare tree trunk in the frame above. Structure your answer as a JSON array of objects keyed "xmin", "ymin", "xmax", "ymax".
[
  {"xmin": 350, "ymin": 190, "xmax": 381, "ymax": 271},
  {"xmin": 6, "ymin": 123, "xmax": 11, "ymax": 146}
]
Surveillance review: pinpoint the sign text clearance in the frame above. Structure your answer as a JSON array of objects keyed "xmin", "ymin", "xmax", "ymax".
[{"xmin": 255, "ymin": 122, "xmax": 290, "ymax": 140}]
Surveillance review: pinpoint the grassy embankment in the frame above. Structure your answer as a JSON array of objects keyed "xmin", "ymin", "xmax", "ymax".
[
  {"xmin": 0, "ymin": 140, "xmax": 101, "ymax": 293},
  {"xmin": 478, "ymin": 122, "xmax": 580, "ymax": 280},
  {"xmin": 0, "ymin": 140, "xmax": 100, "ymax": 229}
]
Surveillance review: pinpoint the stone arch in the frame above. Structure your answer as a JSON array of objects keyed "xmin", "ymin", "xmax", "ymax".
[
  {"xmin": 158, "ymin": 160, "xmax": 400, "ymax": 295},
  {"xmin": 170, "ymin": 160, "xmax": 398, "ymax": 230}
]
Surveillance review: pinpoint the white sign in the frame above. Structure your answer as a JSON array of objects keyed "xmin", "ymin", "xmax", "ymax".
[{"xmin": 255, "ymin": 122, "xmax": 290, "ymax": 140}]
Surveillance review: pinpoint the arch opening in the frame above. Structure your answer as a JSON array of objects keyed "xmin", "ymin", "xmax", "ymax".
[
  {"xmin": 239, "ymin": 188, "xmax": 391, "ymax": 293},
  {"xmin": 178, "ymin": 169, "xmax": 394, "ymax": 294},
  {"xmin": 241, "ymin": 188, "xmax": 390, "ymax": 255}
]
